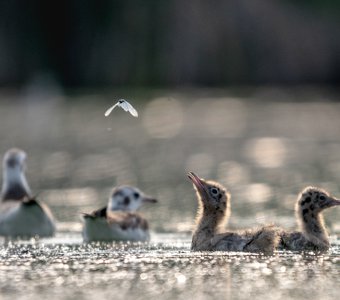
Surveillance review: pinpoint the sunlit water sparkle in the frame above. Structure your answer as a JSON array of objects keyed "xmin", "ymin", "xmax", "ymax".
[{"xmin": 0, "ymin": 233, "xmax": 339, "ymax": 300}]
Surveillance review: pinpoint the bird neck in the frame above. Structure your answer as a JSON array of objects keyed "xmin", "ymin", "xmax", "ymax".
[
  {"xmin": 192, "ymin": 199, "xmax": 228, "ymax": 250},
  {"xmin": 298, "ymin": 207, "xmax": 329, "ymax": 248},
  {"xmin": 1, "ymin": 168, "xmax": 31, "ymax": 201}
]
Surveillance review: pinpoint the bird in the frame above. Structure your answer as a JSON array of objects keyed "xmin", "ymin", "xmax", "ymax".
[
  {"xmin": 104, "ymin": 99, "xmax": 138, "ymax": 117},
  {"xmin": 278, "ymin": 186, "xmax": 340, "ymax": 251},
  {"xmin": 188, "ymin": 172, "xmax": 279, "ymax": 254},
  {"xmin": 0, "ymin": 148, "xmax": 56, "ymax": 238},
  {"xmin": 82, "ymin": 186, "xmax": 157, "ymax": 242}
]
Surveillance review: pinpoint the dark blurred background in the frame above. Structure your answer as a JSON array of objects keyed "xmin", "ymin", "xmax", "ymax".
[{"xmin": 0, "ymin": 0, "xmax": 339, "ymax": 88}]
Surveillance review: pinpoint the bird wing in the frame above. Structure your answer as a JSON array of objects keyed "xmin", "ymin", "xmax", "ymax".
[
  {"xmin": 107, "ymin": 212, "xmax": 148, "ymax": 230},
  {"xmin": 119, "ymin": 100, "xmax": 138, "ymax": 117},
  {"xmin": 104, "ymin": 102, "xmax": 119, "ymax": 117},
  {"xmin": 278, "ymin": 230, "xmax": 319, "ymax": 251},
  {"xmin": 211, "ymin": 232, "xmax": 247, "ymax": 251},
  {"xmin": 82, "ymin": 206, "xmax": 107, "ymax": 219}
]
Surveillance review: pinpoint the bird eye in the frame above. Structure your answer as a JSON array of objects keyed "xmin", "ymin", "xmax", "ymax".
[
  {"xmin": 319, "ymin": 195, "xmax": 326, "ymax": 201},
  {"xmin": 133, "ymin": 192, "xmax": 140, "ymax": 199},
  {"xmin": 211, "ymin": 188, "xmax": 218, "ymax": 195}
]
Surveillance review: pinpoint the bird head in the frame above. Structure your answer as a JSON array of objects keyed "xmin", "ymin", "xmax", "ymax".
[
  {"xmin": 3, "ymin": 148, "xmax": 27, "ymax": 174},
  {"xmin": 107, "ymin": 186, "xmax": 157, "ymax": 212},
  {"xmin": 188, "ymin": 172, "xmax": 230, "ymax": 214},
  {"xmin": 2, "ymin": 148, "xmax": 27, "ymax": 182},
  {"xmin": 1, "ymin": 148, "xmax": 31, "ymax": 200},
  {"xmin": 298, "ymin": 186, "xmax": 340, "ymax": 214}
]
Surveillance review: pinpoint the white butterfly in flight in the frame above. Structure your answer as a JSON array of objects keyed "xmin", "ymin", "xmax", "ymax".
[{"xmin": 104, "ymin": 99, "xmax": 138, "ymax": 118}]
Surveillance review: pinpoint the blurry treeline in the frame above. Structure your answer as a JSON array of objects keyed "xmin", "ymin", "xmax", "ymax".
[{"xmin": 0, "ymin": 0, "xmax": 339, "ymax": 88}]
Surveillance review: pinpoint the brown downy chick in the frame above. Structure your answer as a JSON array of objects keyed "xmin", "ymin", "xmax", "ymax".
[
  {"xmin": 279, "ymin": 186, "xmax": 340, "ymax": 251},
  {"xmin": 188, "ymin": 172, "xmax": 279, "ymax": 254}
]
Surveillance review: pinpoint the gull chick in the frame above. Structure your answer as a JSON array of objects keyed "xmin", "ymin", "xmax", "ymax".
[
  {"xmin": 188, "ymin": 172, "xmax": 279, "ymax": 254},
  {"xmin": 82, "ymin": 186, "xmax": 157, "ymax": 242},
  {"xmin": 0, "ymin": 148, "xmax": 56, "ymax": 238},
  {"xmin": 279, "ymin": 186, "xmax": 340, "ymax": 251},
  {"xmin": 104, "ymin": 99, "xmax": 138, "ymax": 117}
]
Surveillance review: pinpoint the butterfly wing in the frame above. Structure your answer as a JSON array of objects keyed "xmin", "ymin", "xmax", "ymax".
[
  {"xmin": 104, "ymin": 102, "xmax": 119, "ymax": 117},
  {"xmin": 122, "ymin": 100, "xmax": 138, "ymax": 117}
]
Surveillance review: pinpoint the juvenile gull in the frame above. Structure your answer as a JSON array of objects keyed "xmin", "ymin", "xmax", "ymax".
[
  {"xmin": 0, "ymin": 148, "xmax": 56, "ymax": 238},
  {"xmin": 82, "ymin": 186, "xmax": 157, "ymax": 242},
  {"xmin": 188, "ymin": 172, "xmax": 279, "ymax": 254}
]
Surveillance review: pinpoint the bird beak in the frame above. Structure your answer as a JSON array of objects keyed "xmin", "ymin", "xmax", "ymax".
[
  {"xmin": 187, "ymin": 171, "xmax": 208, "ymax": 197},
  {"xmin": 142, "ymin": 196, "xmax": 158, "ymax": 204},
  {"xmin": 324, "ymin": 196, "xmax": 340, "ymax": 208}
]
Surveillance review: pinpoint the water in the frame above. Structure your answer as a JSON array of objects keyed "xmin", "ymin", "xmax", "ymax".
[
  {"xmin": 0, "ymin": 234, "xmax": 340, "ymax": 300},
  {"xmin": 0, "ymin": 87, "xmax": 340, "ymax": 299}
]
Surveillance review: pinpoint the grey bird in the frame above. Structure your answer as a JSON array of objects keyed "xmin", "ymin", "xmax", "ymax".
[
  {"xmin": 0, "ymin": 148, "xmax": 56, "ymax": 238},
  {"xmin": 82, "ymin": 186, "xmax": 157, "ymax": 242}
]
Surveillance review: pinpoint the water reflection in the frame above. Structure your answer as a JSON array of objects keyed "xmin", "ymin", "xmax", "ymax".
[
  {"xmin": 204, "ymin": 98, "xmax": 247, "ymax": 138},
  {"xmin": 143, "ymin": 97, "xmax": 183, "ymax": 139},
  {"xmin": 42, "ymin": 152, "xmax": 72, "ymax": 180},
  {"xmin": 244, "ymin": 138, "xmax": 287, "ymax": 168},
  {"xmin": 43, "ymin": 188, "xmax": 98, "ymax": 206},
  {"xmin": 243, "ymin": 183, "xmax": 272, "ymax": 204},
  {"xmin": 217, "ymin": 161, "xmax": 250, "ymax": 186},
  {"xmin": 185, "ymin": 153, "xmax": 214, "ymax": 178},
  {"xmin": 73, "ymin": 149, "xmax": 136, "ymax": 186}
]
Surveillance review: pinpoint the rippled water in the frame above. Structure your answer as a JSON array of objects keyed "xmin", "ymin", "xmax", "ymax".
[
  {"xmin": 1, "ymin": 87, "xmax": 340, "ymax": 299},
  {"xmin": 0, "ymin": 234, "xmax": 340, "ymax": 300}
]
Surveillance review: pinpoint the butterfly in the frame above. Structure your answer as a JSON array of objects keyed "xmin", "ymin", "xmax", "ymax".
[{"xmin": 104, "ymin": 99, "xmax": 138, "ymax": 117}]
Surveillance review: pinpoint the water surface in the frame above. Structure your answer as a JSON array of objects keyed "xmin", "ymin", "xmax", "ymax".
[{"xmin": 0, "ymin": 88, "xmax": 340, "ymax": 299}]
